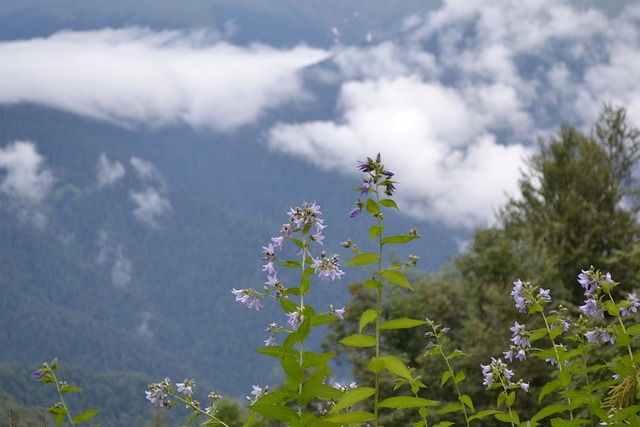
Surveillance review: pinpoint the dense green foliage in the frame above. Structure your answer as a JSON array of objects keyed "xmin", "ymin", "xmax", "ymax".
[{"xmin": 327, "ymin": 104, "xmax": 640, "ymax": 426}]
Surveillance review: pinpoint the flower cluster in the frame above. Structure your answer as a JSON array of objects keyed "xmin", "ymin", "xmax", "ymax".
[
  {"xmin": 511, "ymin": 279, "xmax": 551, "ymax": 313},
  {"xmin": 480, "ymin": 357, "xmax": 529, "ymax": 392},
  {"xmin": 146, "ymin": 378, "xmax": 172, "ymax": 408},
  {"xmin": 350, "ymin": 153, "xmax": 396, "ymax": 217},
  {"xmin": 311, "ymin": 251, "xmax": 345, "ymax": 281},
  {"xmin": 503, "ymin": 321, "xmax": 531, "ymax": 362}
]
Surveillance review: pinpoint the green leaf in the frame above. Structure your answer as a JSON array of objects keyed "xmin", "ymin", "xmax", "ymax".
[
  {"xmin": 379, "ymin": 318, "xmax": 427, "ymax": 330},
  {"xmin": 72, "ymin": 409, "xmax": 101, "ymax": 424},
  {"xmin": 339, "ymin": 334, "xmax": 376, "ymax": 347},
  {"xmin": 368, "ymin": 357, "xmax": 385, "ymax": 373},
  {"xmin": 299, "ymin": 372, "xmax": 326, "ymax": 406},
  {"xmin": 615, "ymin": 324, "xmax": 630, "ymax": 346},
  {"xmin": 539, "ymin": 380, "xmax": 562, "ymax": 404},
  {"xmin": 310, "ymin": 314, "xmax": 337, "ymax": 327},
  {"xmin": 381, "ymin": 269, "xmax": 413, "ymax": 290},
  {"xmin": 454, "ymin": 370, "xmax": 466, "ymax": 384},
  {"xmin": 381, "ymin": 235, "xmax": 418, "ymax": 245},
  {"xmin": 627, "ymin": 324, "xmax": 640, "ymax": 335},
  {"xmin": 364, "ymin": 279, "xmax": 383, "ymax": 290},
  {"xmin": 550, "ymin": 324, "xmax": 564, "ymax": 340},
  {"xmin": 324, "ymin": 411, "xmax": 374, "ymax": 424},
  {"xmin": 505, "ymin": 391, "xmax": 515, "ymax": 406},
  {"xmin": 256, "ymin": 346, "xmax": 299, "ymax": 359},
  {"xmin": 379, "ymin": 396, "xmax": 438, "ymax": 409},
  {"xmin": 440, "ymin": 371, "xmax": 453, "ymax": 387},
  {"xmin": 379, "ymin": 198, "xmax": 399, "ymax": 210},
  {"xmin": 366, "ymin": 199, "xmax": 380, "ymax": 216},
  {"xmin": 249, "ymin": 404, "xmax": 297, "ymax": 422},
  {"xmin": 59, "ymin": 385, "xmax": 82, "ymax": 393},
  {"xmin": 281, "ymin": 356, "xmax": 304, "ymax": 383},
  {"xmin": 370, "ymin": 225, "xmax": 384, "ymax": 242},
  {"xmin": 359, "ymin": 309, "xmax": 379, "ymax": 333},
  {"xmin": 381, "ymin": 355, "xmax": 413, "ymax": 380},
  {"xmin": 437, "ymin": 403, "xmax": 463, "ymax": 414},
  {"xmin": 531, "ymin": 404, "xmax": 569, "ymax": 423},
  {"xmin": 242, "ymin": 412, "xmax": 255, "ymax": 427},
  {"xmin": 433, "ymin": 423, "xmax": 454, "ymax": 427},
  {"xmin": 344, "ymin": 253, "xmax": 380, "ymax": 266},
  {"xmin": 330, "ymin": 387, "xmax": 376, "ymax": 414},
  {"xmin": 459, "ymin": 394, "xmax": 474, "ymax": 411},
  {"xmin": 281, "ymin": 260, "xmax": 302, "ymax": 268},
  {"xmin": 280, "ymin": 298, "xmax": 297, "ymax": 313},
  {"xmin": 302, "ymin": 351, "xmax": 335, "ymax": 369},
  {"xmin": 469, "ymin": 410, "xmax": 502, "ymax": 421}
]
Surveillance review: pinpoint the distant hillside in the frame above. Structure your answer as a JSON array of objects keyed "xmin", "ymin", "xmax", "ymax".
[{"xmin": 0, "ymin": 104, "xmax": 459, "ymax": 403}]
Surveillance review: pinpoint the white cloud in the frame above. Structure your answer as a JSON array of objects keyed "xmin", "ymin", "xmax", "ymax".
[
  {"xmin": 97, "ymin": 152, "xmax": 125, "ymax": 188},
  {"xmin": 0, "ymin": 27, "xmax": 329, "ymax": 131},
  {"xmin": 111, "ymin": 245, "xmax": 133, "ymax": 288},
  {"xmin": 130, "ymin": 188, "xmax": 171, "ymax": 228},
  {"xmin": 0, "ymin": 141, "xmax": 54, "ymax": 204},
  {"xmin": 128, "ymin": 157, "xmax": 171, "ymax": 228},
  {"xmin": 267, "ymin": 0, "xmax": 640, "ymax": 228}
]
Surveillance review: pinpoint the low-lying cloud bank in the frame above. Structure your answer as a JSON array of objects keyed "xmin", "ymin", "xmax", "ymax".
[
  {"xmin": 0, "ymin": 27, "xmax": 329, "ymax": 131},
  {"xmin": 1, "ymin": 1, "xmax": 639, "ymax": 228}
]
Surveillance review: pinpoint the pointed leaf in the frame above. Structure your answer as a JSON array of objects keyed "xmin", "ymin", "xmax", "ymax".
[
  {"xmin": 381, "ymin": 355, "xmax": 413, "ymax": 380},
  {"xmin": 440, "ymin": 371, "xmax": 453, "ymax": 387},
  {"xmin": 366, "ymin": 199, "xmax": 380, "ymax": 215},
  {"xmin": 379, "ymin": 318, "xmax": 427, "ymax": 330},
  {"xmin": 359, "ymin": 309, "xmax": 379, "ymax": 333},
  {"xmin": 381, "ymin": 235, "xmax": 418, "ymax": 245},
  {"xmin": 370, "ymin": 225, "xmax": 384, "ymax": 242},
  {"xmin": 379, "ymin": 199, "xmax": 399, "ymax": 210},
  {"xmin": 344, "ymin": 253, "xmax": 380, "ymax": 266},
  {"xmin": 379, "ymin": 396, "xmax": 438, "ymax": 408},
  {"xmin": 340, "ymin": 334, "xmax": 376, "ymax": 347},
  {"xmin": 330, "ymin": 387, "xmax": 376, "ymax": 414},
  {"xmin": 72, "ymin": 409, "xmax": 101, "ymax": 423},
  {"xmin": 381, "ymin": 269, "xmax": 413, "ymax": 290}
]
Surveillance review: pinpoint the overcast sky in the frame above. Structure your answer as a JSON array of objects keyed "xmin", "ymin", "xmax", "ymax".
[{"xmin": 1, "ymin": 0, "xmax": 639, "ymax": 229}]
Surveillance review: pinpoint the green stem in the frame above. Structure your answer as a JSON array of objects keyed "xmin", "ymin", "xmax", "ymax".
[
  {"xmin": 373, "ymin": 192, "xmax": 383, "ymax": 427},
  {"xmin": 298, "ymin": 240, "xmax": 308, "ymax": 417},
  {"xmin": 438, "ymin": 347, "xmax": 470, "ymax": 427},
  {"xmin": 540, "ymin": 312, "xmax": 573, "ymax": 420},
  {"xmin": 500, "ymin": 384, "xmax": 516, "ymax": 427},
  {"xmin": 172, "ymin": 394, "xmax": 231, "ymax": 427},
  {"xmin": 607, "ymin": 293, "xmax": 635, "ymax": 363},
  {"xmin": 51, "ymin": 372, "xmax": 75, "ymax": 427}
]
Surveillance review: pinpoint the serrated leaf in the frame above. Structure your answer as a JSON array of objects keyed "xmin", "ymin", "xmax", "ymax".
[
  {"xmin": 379, "ymin": 396, "xmax": 438, "ymax": 409},
  {"xmin": 324, "ymin": 411, "xmax": 374, "ymax": 424},
  {"xmin": 330, "ymin": 387, "xmax": 376, "ymax": 414},
  {"xmin": 359, "ymin": 309, "xmax": 379, "ymax": 333},
  {"xmin": 381, "ymin": 269, "xmax": 413, "ymax": 290},
  {"xmin": 339, "ymin": 334, "xmax": 376, "ymax": 347},
  {"xmin": 381, "ymin": 355, "xmax": 413, "ymax": 380},
  {"xmin": 344, "ymin": 253, "xmax": 380, "ymax": 266},
  {"xmin": 379, "ymin": 318, "xmax": 427, "ymax": 330}
]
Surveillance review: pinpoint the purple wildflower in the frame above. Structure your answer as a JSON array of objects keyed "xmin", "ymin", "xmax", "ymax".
[
  {"xmin": 286, "ymin": 310, "xmax": 302, "ymax": 331},
  {"xmin": 328, "ymin": 304, "xmax": 345, "ymax": 320},
  {"xmin": 232, "ymin": 288, "xmax": 263, "ymax": 311},
  {"xmin": 311, "ymin": 252, "xmax": 345, "ymax": 281},
  {"xmin": 621, "ymin": 293, "xmax": 639, "ymax": 317},
  {"xmin": 264, "ymin": 335, "xmax": 277, "ymax": 346},
  {"xmin": 32, "ymin": 370, "xmax": 45, "ymax": 381},
  {"xmin": 510, "ymin": 321, "xmax": 530, "ymax": 348},
  {"xmin": 358, "ymin": 182, "xmax": 371, "ymax": 195},
  {"xmin": 579, "ymin": 298, "xmax": 603, "ymax": 319}
]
